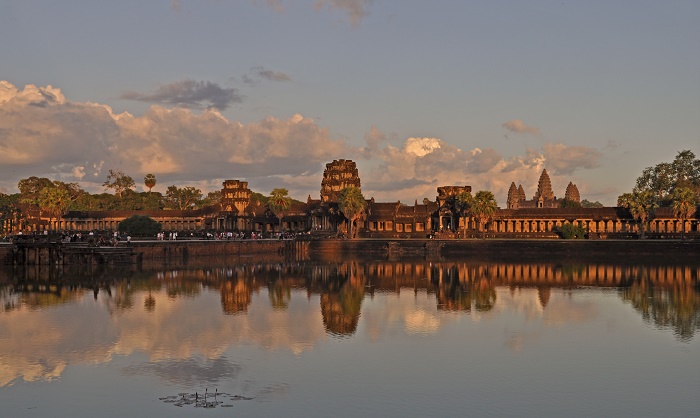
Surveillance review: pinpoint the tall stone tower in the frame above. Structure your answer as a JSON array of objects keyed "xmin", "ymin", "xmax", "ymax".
[
  {"xmin": 564, "ymin": 182, "xmax": 580, "ymax": 203},
  {"xmin": 320, "ymin": 159, "xmax": 361, "ymax": 203},
  {"xmin": 533, "ymin": 169, "xmax": 555, "ymax": 207},
  {"xmin": 221, "ymin": 180, "xmax": 251, "ymax": 213},
  {"xmin": 507, "ymin": 182, "xmax": 528, "ymax": 209},
  {"xmin": 507, "ymin": 182, "xmax": 520, "ymax": 209}
]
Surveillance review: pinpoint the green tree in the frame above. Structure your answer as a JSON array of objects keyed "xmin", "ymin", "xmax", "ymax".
[
  {"xmin": 250, "ymin": 191, "xmax": 269, "ymax": 206},
  {"xmin": 0, "ymin": 193, "xmax": 21, "ymax": 233},
  {"xmin": 581, "ymin": 199, "xmax": 604, "ymax": 208},
  {"xmin": 38, "ymin": 186, "xmax": 72, "ymax": 229},
  {"xmin": 144, "ymin": 173, "xmax": 157, "ymax": 193},
  {"xmin": 18, "ymin": 176, "xmax": 53, "ymax": 206},
  {"xmin": 471, "ymin": 190, "xmax": 498, "ymax": 237},
  {"xmin": 635, "ymin": 150, "xmax": 700, "ymax": 202},
  {"xmin": 268, "ymin": 188, "xmax": 292, "ymax": 231},
  {"xmin": 118, "ymin": 215, "xmax": 162, "ymax": 237},
  {"xmin": 164, "ymin": 185, "xmax": 202, "ymax": 210},
  {"xmin": 558, "ymin": 222, "xmax": 587, "ymax": 239},
  {"xmin": 671, "ymin": 186, "xmax": 697, "ymax": 239},
  {"xmin": 618, "ymin": 190, "xmax": 658, "ymax": 238},
  {"xmin": 103, "ymin": 169, "xmax": 135, "ymax": 199},
  {"xmin": 200, "ymin": 190, "xmax": 222, "ymax": 207},
  {"xmin": 140, "ymin": 191, "xmax": 164, "ymax": 210},
  {"xmin": 338, "ymin": 187, "xmax": 367, "ymax": 239},
  {"xmin": 454, "ymin": 191, "xmax": 474, "ymax": 232},
  {"xmin": 560, "ymin": 198, "xmax": 582, "ymax": 208}
]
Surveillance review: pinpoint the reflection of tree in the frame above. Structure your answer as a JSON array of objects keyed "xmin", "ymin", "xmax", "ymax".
[
  {"xmin": 320, "ymin": 263, "xmax": 365, "ymax": 335},
  {"xmin": 144, "ymin": 291, "xmax": 156, "ymax": 311},
  {"xmin": 434, "ymin": 277, "xmax": 472, "ymax": 312},
  {"xmin": 268, "ymin": 281, "xmax": 291, "ymax": 310},
  {"xmin": 620, "ymin": 280, "xmax": 700, "ymax": 342},
  {"xmin": 430, "ymin": 265, "xmax": 496, "ymax": 312},
  {"xmin": 473, "ymin": 279, "xmax": 497, "ymax": 312}
]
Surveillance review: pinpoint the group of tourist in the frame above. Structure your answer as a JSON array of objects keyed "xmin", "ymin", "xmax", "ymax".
[{"xmin": 157, "ymin": 231, "xmax": 179, "ymax": 241}]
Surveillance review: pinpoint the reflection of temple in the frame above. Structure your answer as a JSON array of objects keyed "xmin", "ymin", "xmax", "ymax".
[
  {"xmin": 220, "ymin": 279, "xmax": 252, "ymax": 315},
  {"xmin": 17, "ymin": 159, "xmax": 698, "ymax": 238},
  {"xmin": 2, "ymin": 259, "xmax": 698, "ymax": 340}
]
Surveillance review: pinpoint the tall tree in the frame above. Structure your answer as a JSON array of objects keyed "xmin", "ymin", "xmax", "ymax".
[
  {"xmin": 268, "ymin": 188, "xmax": 292, "ymax": 231},
  {"xmin": 164, "ymin": 185, "xmax": 203, "ymax": 210},
  {"xmin": 617, "ymin": 190, "xmax": 658, "ymax": 238},
  {"xmin": 0, "ymin": 193, "xmax": 20, "ymax": 233},
  {"xmin": 634, "ymin": 150, "xmax": 700, "ymax": 202},
  {"xmin": 103, "ymin": 169, "xmax": 135, "ymax": 199},
  {"xmin": 338, "ymin": 187, "xmax": 367, "ymax": 239},
  {"xmin": 200, "ymin": 190, "xmax": 222, "ymax": 207},
  {"xmin": 671, "ymin": 186, "xmax": 697, "ymax": 239},
  {"xmin": 470, "ymin": 191, "xmax": 498, "ymax": 237},
  {"xmin": 38, "ymin": 187, "xmax": 71, "ymax": 230},
  {"xmin": 454, "ymin": 191, "xmax": 474, "ymax": 232},
  {"xmin": 144, "ymin": 174, "xmax": 157, "ymax": 193},
  {"xmin": 18, "ymin": 176, "xmax": 53, "ymax": 206}
]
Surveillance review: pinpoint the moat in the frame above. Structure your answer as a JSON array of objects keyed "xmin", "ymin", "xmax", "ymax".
[{"xmin": 0, "ymin": 255, "xmax": 697, "ymax": 417}]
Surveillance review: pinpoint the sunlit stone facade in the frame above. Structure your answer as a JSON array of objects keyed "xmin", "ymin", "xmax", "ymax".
[{"xmin": 9, "ymin": 160, "xmax": 698, "ymax": 239}]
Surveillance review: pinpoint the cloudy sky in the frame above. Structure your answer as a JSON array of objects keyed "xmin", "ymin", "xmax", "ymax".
[{"xmin": 1, "ymin": 1, "xmax": 698, "ymax": 206}]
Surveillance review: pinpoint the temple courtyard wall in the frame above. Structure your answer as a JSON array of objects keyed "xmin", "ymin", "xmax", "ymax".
[{"xmin": 2, "ymin": 238, "xmax": 698, "ymax": 265}]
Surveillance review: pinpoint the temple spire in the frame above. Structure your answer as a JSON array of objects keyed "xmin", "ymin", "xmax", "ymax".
[{"xmin": 533, "ymin": 169, "xmax": 555, "ymax": 201}]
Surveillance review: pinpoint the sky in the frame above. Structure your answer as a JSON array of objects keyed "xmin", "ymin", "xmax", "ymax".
[{"xmin": 1, "ymin": 0, "xmax": 698, "ymax": 206}]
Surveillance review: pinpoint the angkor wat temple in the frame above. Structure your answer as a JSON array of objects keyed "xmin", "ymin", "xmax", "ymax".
[{"xmin": 7, "ymin": 159, "xmax": 699, "ymax": 239}]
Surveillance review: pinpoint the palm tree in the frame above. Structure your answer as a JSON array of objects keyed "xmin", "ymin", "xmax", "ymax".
[
  {"xmin": 38, "ymin": 187, "xmax": 71, "ymax": 231},
  {"xmin": 268, "ymin": 188, "xmax": 292, "ymax": 231},
  {"xmin": 144, "ymin": 174, "xmax": 157, "ymax": 193},
  {"xmin": 470, "ymin": 191, "xmax": 498, "ymax": 238},
  {"xmin": 617, "ymin": 190, "xmax": 658, "ymax": 238},
  {"xmin": 671, "ymin": 186, "xmax": 697, "ymax": 239},
  {"xmin": 454, "ymin": 191, "xmax": 473, "ymax": 234},
  {"xmin": 338, "ymin": 187, "xmax": 367, "ymax": 239}
]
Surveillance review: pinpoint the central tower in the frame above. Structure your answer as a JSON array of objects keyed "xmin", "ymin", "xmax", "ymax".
[{"xmin": 320, "ymin": 159, "xmax": 361, "ymax": 203}]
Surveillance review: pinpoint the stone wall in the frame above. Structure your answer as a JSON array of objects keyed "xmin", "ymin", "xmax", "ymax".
[{"xmin": 3, "ymin": 239, "xmax": 698, "ymax": 265}]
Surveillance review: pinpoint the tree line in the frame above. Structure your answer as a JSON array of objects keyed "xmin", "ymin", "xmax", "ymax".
[{"xmin": 617, "ymin": 150, "xmax": 700, "ymax": 237}]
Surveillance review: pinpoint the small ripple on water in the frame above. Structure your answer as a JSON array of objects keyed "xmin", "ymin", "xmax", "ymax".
[{"xmin": 159, "ymin": 390, "xmax": 254, "ymax": 409}]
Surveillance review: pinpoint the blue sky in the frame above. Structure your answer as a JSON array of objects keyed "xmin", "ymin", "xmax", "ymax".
[{"xmin": 1, "ymin": 0, "xmax": 698, "ymax": 206}]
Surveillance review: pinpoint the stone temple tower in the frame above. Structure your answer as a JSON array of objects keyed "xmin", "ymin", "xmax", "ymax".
[
  {"xmin": 564, "ymin": 182, "xmax": 580, "ymax": 203},
  {"xmin": 533, "ymin": 169, "xmax": 556, "ymax": 207},
  {"xmin": 320, "ymin": 159, "xmax": 361, "ymax": 203}
]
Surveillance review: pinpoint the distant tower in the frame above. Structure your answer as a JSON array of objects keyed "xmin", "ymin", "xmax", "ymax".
[
  {"xmin": 507, "ymin": 182, "xmax": 519, "ymax": 209},
  {"xmin": 517, "ymin": 184, "xmax": 526, "ymax": 202},
  {"xmin": 320, "ymin": 159, "xmax": 361, "ymax": 203},
  {"xmin": 564, "ymin": 182, "xmax": 580, "ymax": 203},
  {"xmin": 533, "ymin": 169, "xmax": 555, "ymax": 207},
  {"xmin": 221, "ymin": 180, "xmax": 251, "ymax": 213}
]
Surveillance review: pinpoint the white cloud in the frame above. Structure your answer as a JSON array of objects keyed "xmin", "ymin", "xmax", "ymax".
[
  {"xmin": 360, "ymin": 129, "xmax": 603, "ymax": 205},
  {"xmin": 0, "ymin": 81, "xmax": 605, "ymax": 204},
  {"xmin": 0, "ymin": 81, "xmax": 348, "ymax": 197}
]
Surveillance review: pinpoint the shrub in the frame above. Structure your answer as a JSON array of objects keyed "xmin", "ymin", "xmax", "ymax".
[
  {"xmin": 117, "ymin": 215, "xmax": 162, "ymax": 237},
  {"xmin": 557, "ymin": 223, "xmax": 587, "ymax": 239}
]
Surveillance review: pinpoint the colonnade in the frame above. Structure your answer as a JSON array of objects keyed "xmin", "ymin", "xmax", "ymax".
[
  {"xmin": 488, "ymin": 217, "xmax": 697, "ymax": 234},
  {"xmin": 36, "ymin": 218, "xmax": 205, "ymax": 232}
]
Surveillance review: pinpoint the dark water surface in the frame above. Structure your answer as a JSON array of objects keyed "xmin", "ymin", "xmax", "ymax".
[{"xmin": 1, "ymin": 257, "xmax": 698, "ymax": 417}]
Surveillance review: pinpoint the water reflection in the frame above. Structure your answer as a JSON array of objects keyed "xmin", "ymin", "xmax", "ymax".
[{"xmin": 0, "ymin": 258, "xmax": 698, "ymax": 389}]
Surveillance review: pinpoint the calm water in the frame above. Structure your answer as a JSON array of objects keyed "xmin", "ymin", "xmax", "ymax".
[{"xmin": 0, "ymin": 256, "xmax": 698, "ymax": 417}]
